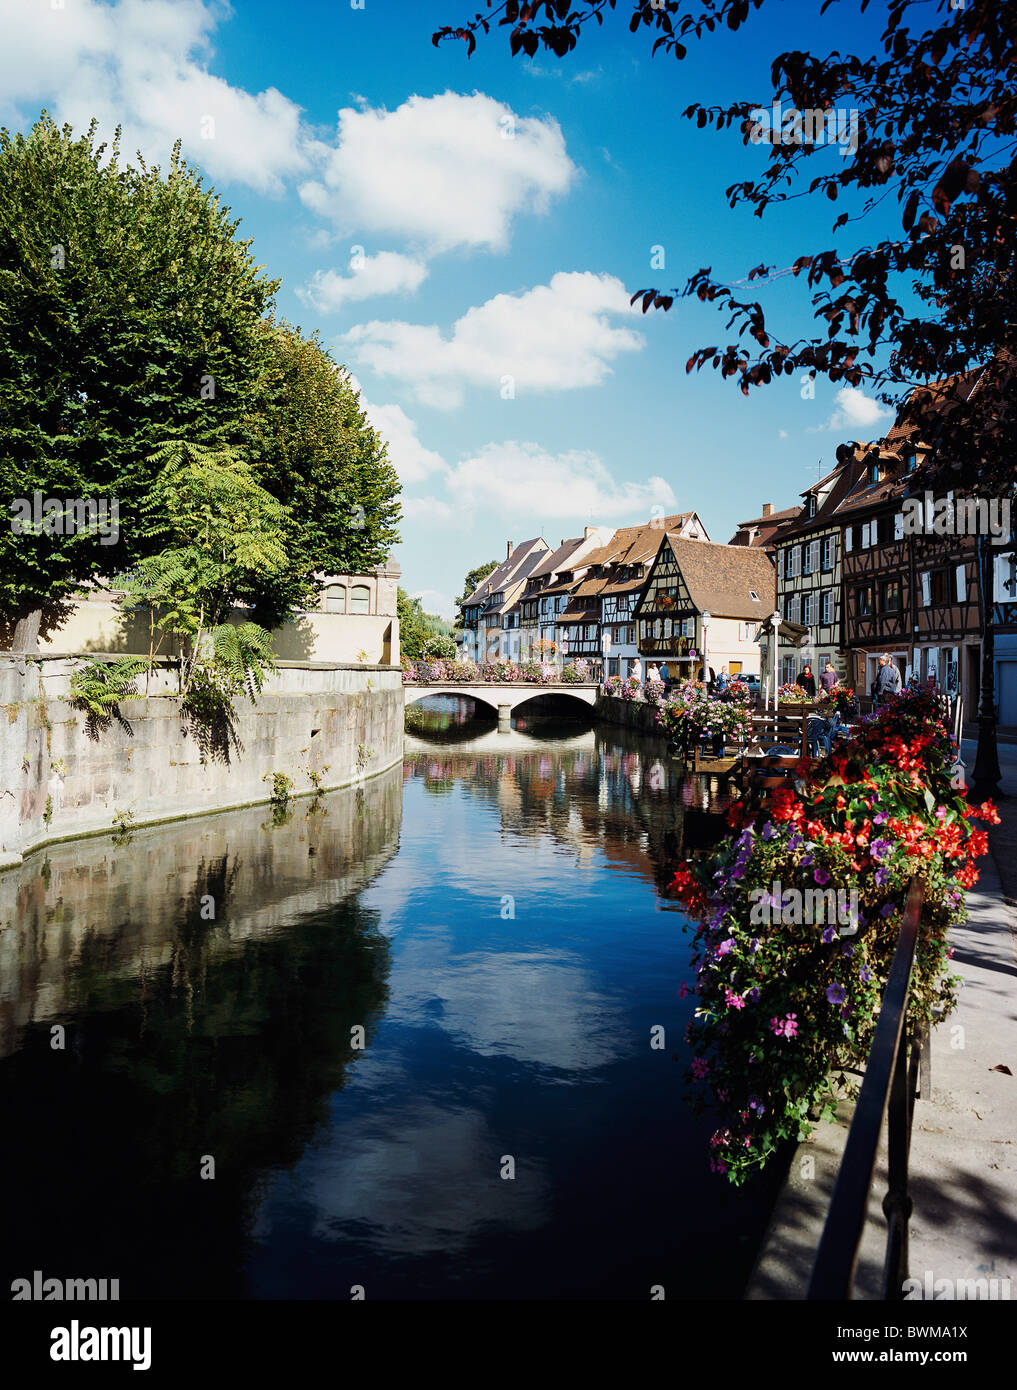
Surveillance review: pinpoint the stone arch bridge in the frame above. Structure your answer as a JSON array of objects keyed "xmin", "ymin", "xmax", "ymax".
[{"xmin": 404, "ymin": 682, "xmax": 599, "ymax": 728}]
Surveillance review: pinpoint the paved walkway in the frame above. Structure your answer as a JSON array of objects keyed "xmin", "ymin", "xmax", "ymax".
[{"xmin": 748, "ymin": 737, "xmax": 1017, "ymax": 1298}]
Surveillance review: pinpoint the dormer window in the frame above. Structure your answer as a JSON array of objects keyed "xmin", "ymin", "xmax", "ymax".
[
  {"xmin": 749, "ymin": 590, "xmax": 760, "ymax": 602},
  {"xmin": 806, "ymin": 496, "xmax": 817, "ymax": 518}
]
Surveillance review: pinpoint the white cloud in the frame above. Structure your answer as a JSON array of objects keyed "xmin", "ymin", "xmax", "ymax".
[
  {"xmin": 778, "ymin": 428, "xmax": 789, "ymax": 439},
  {"xmin": 299, "ymin": 92, "xmax": 575, "ymax": 252},
  {"xmin": 401, "ymin": 496, "xmax": 457, "ymax": 526},
  {"xmin": 298, "ymin": 252, "xmax": 428, "ymax": 313},
  {"xmin": 355, "ymin": 395, "xmax": 447, "ymax": 487},
  {"xmin": 2, "ymin": 0, "xmax": 310, "ymax": 194},
  {"xmin": 342, "ymin": 271, "xmax": 644, "ymax": 409},
  {"xmin": 815, "ymin": 387, "xmax": 895, "ymax": 433},
  {"xmin": 445, "ymin": 442, "xmax": 675, "ymax": 520}
]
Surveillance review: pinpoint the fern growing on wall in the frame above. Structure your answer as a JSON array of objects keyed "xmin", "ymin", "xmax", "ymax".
[{"xmin": 67, "ymin": 657, "xmax": 148, "ymax": 735}]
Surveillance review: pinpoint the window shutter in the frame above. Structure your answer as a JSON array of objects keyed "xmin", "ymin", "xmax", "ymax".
[
  {"xmin": 956, "ymin": 565, "xmax": 966, "ymax": 602},
  {"xmin": 921, "ymin": 571, "xmax": 931, "ymax": 606},
  {"xmin": 894, "ymin": 512, "xmax": 904, "ymax": 540},
  {"xmin": 845, "ymin": 526, "xmax": 853, "ymax": 552}
]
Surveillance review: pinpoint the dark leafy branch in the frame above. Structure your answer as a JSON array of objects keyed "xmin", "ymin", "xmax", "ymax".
[{"xmin": 433, "ymin": 0, "xmax": 1017, "ymax": 490}]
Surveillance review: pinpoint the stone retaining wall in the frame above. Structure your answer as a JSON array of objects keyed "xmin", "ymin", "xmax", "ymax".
[{"xmin": 0, "ymin": 656, "xmax": 403, "ymax": 867}]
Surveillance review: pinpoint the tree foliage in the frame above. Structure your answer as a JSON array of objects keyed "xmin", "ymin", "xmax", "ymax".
[
  {"xmin": 245, "ymin": 323, "xmax": 402, "ymax": 614},
  {"xmin": 123, "ymin": 440, "xmax": 284, "ymax": 697},
  {"xmin": 398, "ymin": 588, "xmax": 454, "ymax": 660},
  {"xmin": 434, "ymin": 0, "xmax": 1016, "ymax": 490},
  {"xmin": 0, "ymin": 115, "xmax": 402, "ymax": 650},
  {"xmin": 0, "ymin": 113, "xmax": 280, "ymax": 642}
]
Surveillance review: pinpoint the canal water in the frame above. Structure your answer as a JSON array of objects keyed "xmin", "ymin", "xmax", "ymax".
[{"xmin": 0, "ymin": 698, "xmax": 783, "ymax": 1300}]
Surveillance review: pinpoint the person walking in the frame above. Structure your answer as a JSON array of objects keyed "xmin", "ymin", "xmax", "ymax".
[
  {"xmin": 819, "ymin": 660, "xmax": 838, "ymax": 694},
  {"xmin": 875, "ymin": 653, "xmax": 902, "ymax": 705},
  {"xmin": 646, "ymin": 662, "xmax": 660, "ymax": 684},
  {"xmin": 715, "ymin": 665, "xmax": 729, "ymax": 694},
  {"xmin": 797, "ymin": 663, "xmax": 817, "ymax": 698},
  {"xmin": 631, "ymin": 657, "xmax": 643, "ymax": 686},
  {"xmin": 659, "ymin": 661, "xmax": 670, "ymax": 693}
]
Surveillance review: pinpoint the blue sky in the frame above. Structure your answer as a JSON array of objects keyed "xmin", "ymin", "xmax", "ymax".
[{"xmin": 4, "ymin": 0, "xmax": 907, "ymax": 617}]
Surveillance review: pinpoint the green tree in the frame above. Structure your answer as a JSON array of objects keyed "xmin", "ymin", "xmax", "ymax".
[
  {"xmin": 245, "ymin": 323, "xmax": 402, "ymax": 618},
  {"xmin": 124, "ymin": 440, "xmax": 286, "ymax": 698},
  {"xmin": 398, "ymin": 588, "xmax": 454, "ymax": 660},
  {"xmin": 0, "ymin": 113, "xmax": 281, "ymax": 650}
]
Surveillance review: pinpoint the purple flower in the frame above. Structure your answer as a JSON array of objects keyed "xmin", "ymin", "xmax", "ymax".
[
  {"xmin": 874, "ymin": 812, "xmax": 889, "ymax": 824},
  {"xmin": 880, "ymin": 903, "xmax": 896, "ymax": 918},
  {"xmin": 716, "ymin": 938, "xmax": 735, "ymax": 957},
  {"xmin": 788, "ymin": 831, "xmax": 804, "ymax": 850},
  {"xmin": 814, "ymin": 867, "xmax": 831, "ymax": 886},
  {"xmin": 840, "ymin": 1003, "xmax": 853, "ymax": 1020},
  {"xmin": 747, "ymin": 986, "xmax": 761, "ymax": 1002},
  {"xmin": 690, "ymin": 1057, "xmax": 710, "ymax": 1079},
  {"xmin": 826, "ymin": 982, "xmax": 847, "ymax": 1005},
  {"xmin": 761, "ymin": 821, "xmax": 775, "ymax": 841},
  {"xmin": 869, "ymin": 838, "xmax": 893, "ymax": 862},
  {"xmin": 875, "ymin": 866, "xmax": 890, "ymax": 887},
  {"xmin": 859, "ymin": 966, "xmax": 872, "ymax": 983},
  {"xmin": 822, "ymin": 926, "xmax": 837, "ymax": 944},
  {"xmin": 842, "ymin": 944, "xmax": 854, "ymax": 958},
  {"xmin": 801, "ymin": 852, "xmax": 814, "ymax": 867}
]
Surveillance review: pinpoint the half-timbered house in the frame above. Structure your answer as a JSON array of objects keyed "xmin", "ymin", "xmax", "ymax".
[
  {"xmin": 772, "ymin": 446, "xmax": 869, "ymax": 686},
  {"xmin": 633, "ymin": 535, "xmax": 775, "ymax": 678}
]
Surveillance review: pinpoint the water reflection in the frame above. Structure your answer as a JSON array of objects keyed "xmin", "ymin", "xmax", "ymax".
[
  {"xmin": 0, "ymin": 707, "xmax": 776, "ymax": 1301},
  {"xmin": 0, "ymin": 770, "xmax": 401, "ymax": 1298}
]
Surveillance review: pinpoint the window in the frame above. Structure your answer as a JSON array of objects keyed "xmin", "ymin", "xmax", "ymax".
[
  {"xmin": 821, "ymin": 536, "xmax": 834, "ymax": 571},
  {"xmin": 781, "ymin": 656, "xmax": 797, "ymax": 685},
  {"xmin": 930, "ymin": 570, "xmax": 950, "ymax": 605},
  {"xmin": 324, "ymin": 584, "xmax": 346, "ymax": 613},
  {"xmin": 350, "ymin": 584, "xmax": 371, "ymax": 615},
  {"xmin": 855, "ymin": 584, "xmax": 874, "ymax": 616},
  {"xmin": 749, "ymin": 590, "xmax": 759, "ymax": 602},
  {"xmin": 784, "ymin": 595, "xmax": 795, "ymax": 622},
  {"xmin": 806, "ymin": 495, "xmax": 817, "ymax": 518},
  {"xmin": 802, "ymin": 594, "xmax": 815, "ymax": 627},
  {"xmin": 791, "ymin": 595, "xmax": 801, "ymax": 625},
  {"xmin": 880, "ymin": 579, "xmax": 901, "ymax": 612},
  {"xmin": 790, "ymin": 546, "xmax": 802, "ymax": 577},
  {"xmin": 808, "ymin": 539, "xmax": 820, "ymax": 574},
  {"xmin": 820, "ymin": 591, "xmax": 832, "ymax": 625},
  {"xmin": 894, "ymin": 512, "xmax": 904, "ymax": 541},
  {"xmin": 861, "ymin": 521, "xmax": 872, "ymax": 548}
]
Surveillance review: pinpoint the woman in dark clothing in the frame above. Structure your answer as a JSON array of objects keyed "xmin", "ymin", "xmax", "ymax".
[{"xmin": 797, "ymin": 664, "xmax": 817, "ymax": 698}]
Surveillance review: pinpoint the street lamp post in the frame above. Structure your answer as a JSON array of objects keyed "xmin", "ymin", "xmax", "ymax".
[
  {"xmin": 771, "ymin": 610, "xmax": 782, "ymax": 711},
  {"xmin": 701, "ymin": 610, "xmax": 711, "ymax": 689}
]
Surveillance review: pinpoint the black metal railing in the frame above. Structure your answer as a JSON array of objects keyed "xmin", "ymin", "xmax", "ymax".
[{"xmin": 807, "ymin": 878, "xmax": 930, "ymax": 1300}]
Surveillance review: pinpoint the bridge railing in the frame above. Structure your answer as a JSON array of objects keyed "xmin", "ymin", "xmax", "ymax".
[{"xmin": 807, "ymin": 878, "xmax": 930, "ymax": 1300}]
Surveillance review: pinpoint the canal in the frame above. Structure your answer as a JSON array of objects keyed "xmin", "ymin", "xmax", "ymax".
[{"xmin": 0, "ymin": 697, "xmax": 784, "ymax": 1299}]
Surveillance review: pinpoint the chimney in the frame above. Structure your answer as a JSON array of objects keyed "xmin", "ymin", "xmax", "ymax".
[
  {"xmin": 761, "ymin": 503, "xmax": 774, "ymax": 518},
  {"xmin": 584, "ymin": 526, "xmax": 596, "ymax": 540},
  {"xmin": 506, "ymin": 540, "xmax": 514, "ymax": 558}
]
